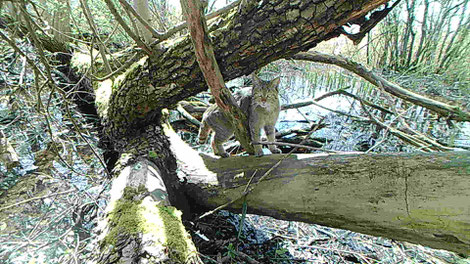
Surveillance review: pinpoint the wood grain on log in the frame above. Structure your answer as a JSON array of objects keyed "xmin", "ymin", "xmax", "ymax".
[
  {"xmin": 166, "ymin": 123, "xmax": 470, "ymax": 255},
  {"xmin": 183, "ymin": 151, "xmax": 470, "ymax": 255}
]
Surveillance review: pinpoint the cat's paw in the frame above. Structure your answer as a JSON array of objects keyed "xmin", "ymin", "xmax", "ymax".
[
  {"xmin": 270, "ymin": 147, "xmax": 281, "ymax": 154},
  {"xmin": 219, "ymin": 152, "xmax": 230, "ymax": 158}
]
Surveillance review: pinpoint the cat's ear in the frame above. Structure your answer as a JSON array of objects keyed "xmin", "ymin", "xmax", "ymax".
[
  {"xmin": 252, "ymin": 74, "xmax": 262, "ymax": 88},
  {"xmin": 270, "ymin": 77, "xmax": 280, "ymax": 91}
]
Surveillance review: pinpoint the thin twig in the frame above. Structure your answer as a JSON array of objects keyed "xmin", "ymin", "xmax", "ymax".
[
  {"xmin": 0, "ymin": 189, "xmax": 75, "ymax": 212},
  {"xmin": 292, "ymin": 51, "xmax": 470, "ymax": 122},
  {"xmin": 79, "ymin": 0, "xmax": 113, "ymax": 74},
  {"xmin": 198, "ymin": 169, "xmax": 259, "ymax": 219},
  {"xmin": 309, "ymin": 100, "xmax": 369, "ymax": 121},
  {"xmin": 177, "ymin": 103, "xmax": 201, "ymax": 126},
  {"xmin": 18, "ymin": 3, "xmax": 103, "ymax": 177},
  {"xmin": 102, "ymin": 0, "xmax": 151, "ymax": 54},
  {"xmin": 0, "ymin": 31, "xmax": 46, "ymax": 80},
  {"xmin": 18, "ymin": 2, "xmax": 52, "ymax": 79},
  {"xmin": 360, "ymin": 100, "xmax": 451, "ymax": 151},
  {"xmin": 63, "ymin": 91, "xmax": 110, "ymax": 176},
  {"xmin": 152, "ymin": 0, "xmax": 240, "ymax": 46},
  {"xmin": 92, "ymin": 52, "xmax": 140, "ymax": 81},
  {"xmin": 252, "ymin": 141, "xmax": 338, "ymax": 153},
  {"xmin": 15, "ymin": 5, "xmax": 111, "ymax": 177},
  {"xmin": 117, "ymin": 0, "xmax": 163, "ymax": 39}
]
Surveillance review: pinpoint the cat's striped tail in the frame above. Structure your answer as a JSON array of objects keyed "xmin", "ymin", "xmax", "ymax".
[{"xmin": 198, "ymin": 120, "xmax": 211, "ymax": 144}]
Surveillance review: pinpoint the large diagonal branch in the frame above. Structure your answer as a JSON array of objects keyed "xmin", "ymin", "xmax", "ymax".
[
  {"xmin": 180, "ymin": 0, "xmax": 253, "ymax": 153},
  {"xmin": 292, "ymin": 52, "xmax": 470, "ymax": 122},
  {"xmin": 94, "ymin": 0, "xmax": 396, "ymax": 142},
  {"xmin": 143, "ymin": 0, "xmax": 394, "ymax": 107}
]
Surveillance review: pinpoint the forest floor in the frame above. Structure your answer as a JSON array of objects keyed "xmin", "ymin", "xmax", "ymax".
[{"xmin": 187, "ymin": 210, "xmax": 468, "ymax": 264}]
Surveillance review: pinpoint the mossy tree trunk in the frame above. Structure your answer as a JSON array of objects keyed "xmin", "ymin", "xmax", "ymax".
[{"xmin": 93, "ymin": 142, "xmax": 200, "ymax": 263}]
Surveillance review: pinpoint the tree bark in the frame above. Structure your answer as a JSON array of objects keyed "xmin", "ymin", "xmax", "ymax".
[
  {"xmin": 92, "ymin": 115, "xmax": 203, "ymax": 263},
  {"xmin": 166, "ymin": 124, "xmax": 470, "ymax": 255},
  {"xmin": 68, "ymin": 0, "xmax": 470, "ymax": 259}
]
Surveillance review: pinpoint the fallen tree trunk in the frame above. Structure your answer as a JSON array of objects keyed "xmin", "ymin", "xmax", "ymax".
[
  {"xmin": 165, "ymin": 124, "xmax": 470, "ymax": 255},
  {"xmin": 89, "ymin": 118, "xmax": 201, "ymax": 263}
]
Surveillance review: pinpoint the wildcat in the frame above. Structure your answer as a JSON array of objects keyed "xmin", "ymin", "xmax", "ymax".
[{"xmin": 198, "ymin": 75, "xmax": 281, "ymax": 157}]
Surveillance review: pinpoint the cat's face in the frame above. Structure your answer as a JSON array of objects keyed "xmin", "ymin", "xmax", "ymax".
[{"xmin": 252, "ymin": 76, "xmax": 280, "ymax": 108}]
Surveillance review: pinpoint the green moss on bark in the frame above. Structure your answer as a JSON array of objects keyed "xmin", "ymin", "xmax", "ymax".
[{"xmin": 101, "ymin": 186, "xmax": 196, "ymax": 262}]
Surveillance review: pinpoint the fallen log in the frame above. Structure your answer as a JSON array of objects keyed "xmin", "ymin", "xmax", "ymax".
[{"xmin": 165, "ymin": 125, "xmax": 470, "ymax": 255}]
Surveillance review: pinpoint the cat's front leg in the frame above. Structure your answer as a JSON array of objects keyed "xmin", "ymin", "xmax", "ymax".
[
  {"xmin": 250, "ymin": 120, "xmax": 264, "ymax": 156},
  {"xmin": 264, "ymin": 124, "xmax": 281, "ymax": 154},
  {"xmin": 211, "ymin": 138, "xmax": 229, "ymax": 158},
  {"xmin": 211, "ymin": 130, "xmax": 232, "ymax": 158}
]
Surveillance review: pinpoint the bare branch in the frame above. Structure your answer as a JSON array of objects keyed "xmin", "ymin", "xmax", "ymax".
[
  {"xmin": 117, "ymin": 0, "xmax": 162, "ymax": 40},
  {"xmin": 292, "ymin": 52, "xmax": 470, "ymax": 122},
  {"xmin": 252, "ymin": 141, "xmax": 337, "ymax": 153},
  {"xmin": 177, "ymin": 103, "xmax": 201, "ymax": 126},
  {"xmin": 102, "ymin": 0, "xmax": 151, "ymax": 54},
  {"xmin": 180, "ymin": 0, "xmax": 254, "ymax": 153},
  {"xmin": 78, "ymin": 0, "xmax": 113, "ymax": 74},
  {"xmin": 152, "ymin": 0, "xmax": 240, "ymax": 45}
]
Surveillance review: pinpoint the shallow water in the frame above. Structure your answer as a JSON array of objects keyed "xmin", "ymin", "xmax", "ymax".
[{"xmin": 275, "ymin": 75, "xmax": 469, "ymax": 151}]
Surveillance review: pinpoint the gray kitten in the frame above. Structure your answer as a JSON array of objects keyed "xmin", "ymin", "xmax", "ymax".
[{"xmin": 198, "ymin": 75, "xmax": 281, "ymax": 157}]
